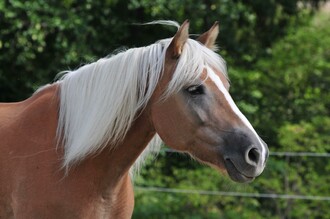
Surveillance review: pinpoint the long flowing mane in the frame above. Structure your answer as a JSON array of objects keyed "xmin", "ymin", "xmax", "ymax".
[{"xmin": 56, "ymin": 35, "xmax": 227, "ymax": 171}]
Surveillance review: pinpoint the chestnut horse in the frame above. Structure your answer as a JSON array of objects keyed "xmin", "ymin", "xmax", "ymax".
[{"xmin": 0, "ymin": 21, "xmax": 268, "ymax": 218}]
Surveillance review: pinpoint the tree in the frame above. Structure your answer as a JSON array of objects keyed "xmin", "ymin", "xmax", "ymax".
[{"xmin": 1, "ymin": 0, "xmax": 324, "ymax": 101}]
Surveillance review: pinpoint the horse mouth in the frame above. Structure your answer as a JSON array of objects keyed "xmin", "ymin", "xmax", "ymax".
[{"xmin": 224, "ymin": 159, "xmax": 255, "ymax": 183}]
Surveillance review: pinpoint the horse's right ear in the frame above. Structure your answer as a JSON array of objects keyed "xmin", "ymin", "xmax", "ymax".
[{"xmin": 168, "ymin": 20, "xmax": 189, "ymax": 59}]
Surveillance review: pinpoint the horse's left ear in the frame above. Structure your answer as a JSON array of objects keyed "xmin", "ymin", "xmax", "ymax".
[
  {"xmin": 168, "ymin": 20, "xmax": 190, "ymax": 58},
  {"xmin": 197, "ymin": 21, "xmax": 219, "ymax": 50}
]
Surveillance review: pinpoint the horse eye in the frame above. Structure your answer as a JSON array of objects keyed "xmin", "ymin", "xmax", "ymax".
[{"xmin": 186, "ymin": 85, "xmax": 205, "ymax": 95}]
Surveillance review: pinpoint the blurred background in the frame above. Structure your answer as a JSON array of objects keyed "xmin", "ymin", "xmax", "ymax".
[{"xmin": 0, "ymin": 0, "xmax": 329, "ymax": 218}]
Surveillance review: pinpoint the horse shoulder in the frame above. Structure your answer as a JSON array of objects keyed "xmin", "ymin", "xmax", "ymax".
[
  {"xmin": 8, "ymin": 85, "xmax": 59, "ymax": 144},
  {"xmin": 0, "ymin": 85, "xmax": 62, "ymax": 217}
]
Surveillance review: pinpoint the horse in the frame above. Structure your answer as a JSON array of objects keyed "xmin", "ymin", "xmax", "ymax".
[{"xmin": 0, "ymin": 20, "xmax": 269, "ymax": 218}]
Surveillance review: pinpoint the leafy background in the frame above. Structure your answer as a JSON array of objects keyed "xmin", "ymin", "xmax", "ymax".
[{"xmin": 0, "ymin": 0, "xmax": 329, "ymax": 218}]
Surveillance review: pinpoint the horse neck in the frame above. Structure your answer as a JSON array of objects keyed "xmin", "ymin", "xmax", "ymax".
[
  {"xmin": 81, "ymin": 107, "xmax": 156, "ymax": 189},
  {"xmin": 110, "ymin": 108, "xmax": 155, "ymax": 177}
]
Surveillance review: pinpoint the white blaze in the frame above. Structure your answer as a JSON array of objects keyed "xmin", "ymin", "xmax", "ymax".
[{"xmin": 206, "ymin": 66, "xmax": 266, "ymax": 164}]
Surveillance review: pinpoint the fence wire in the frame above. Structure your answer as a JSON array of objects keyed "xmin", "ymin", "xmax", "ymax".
[
  {"xmin": 135, "ymin": 186, "xmax": 330, "ymax": 201},
  {"xmin": 137, "ymin": 149, "xmax": 330, "ymax": 201},
  {"xmin": 162, "ymin": 148, "xmax": 330, "ymax": 157}
]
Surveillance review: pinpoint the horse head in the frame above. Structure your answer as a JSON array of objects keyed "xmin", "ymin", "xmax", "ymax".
[{"xmin": 150, "ymin": 20, "xmax": 269, "ymax": 183}]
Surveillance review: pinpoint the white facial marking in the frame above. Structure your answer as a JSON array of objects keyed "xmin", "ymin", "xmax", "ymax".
[{"xmin": 206, "ymin": 66, "xmax": 266, "ymax": 164}]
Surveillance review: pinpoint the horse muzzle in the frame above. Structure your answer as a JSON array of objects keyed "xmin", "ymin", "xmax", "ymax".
[{"xmin": 221, "ymin": 131, "xmax": 269, "ymax": 183}]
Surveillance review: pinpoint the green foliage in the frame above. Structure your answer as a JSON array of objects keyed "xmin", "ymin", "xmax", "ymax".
[
  {"xmin": 276, "ymin": 117, "xmax": 330, "ymax": 218},
  {"xmin": 0, "ymin": 0, "xmax": 130, "ymax": 101},
  {"xmin": 129, "ymin": 0, "xmax": 319, "ymax": 66},
  {"xmin": 279, "ymin": 117, "xmax": 330, "ymax": 153},
  {"xmin": 258, "ymin": 11, "xmax": 330, "ymax": 121},
  {"xmin": 134, "ymin": 155, "xmax": 266, "ymax": 219}
]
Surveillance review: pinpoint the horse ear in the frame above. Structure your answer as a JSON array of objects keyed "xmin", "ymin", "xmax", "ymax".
[
  {"xmin": 168, "ymin": 20, "xmax": 189, "ymax": 58},
  {"xmin": 197, "ymin": 21, "xmax": 219, "ymax": 50}
]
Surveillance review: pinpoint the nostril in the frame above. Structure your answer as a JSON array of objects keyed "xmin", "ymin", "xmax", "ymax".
[{"xmin": 246, "ymin": 147, "xmax": 260, "ymax": 165}]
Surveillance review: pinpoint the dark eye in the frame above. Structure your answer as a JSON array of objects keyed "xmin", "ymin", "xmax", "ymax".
[{"xmin": 186, "ymin": 85, "xmax": 205, "ymax": 96}]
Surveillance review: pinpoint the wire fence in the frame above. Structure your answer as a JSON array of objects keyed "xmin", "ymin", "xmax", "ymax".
[
  {"xmin": 135, "ymin": 186, "xmax": 330, "ymax": 201},
  {"xmin": 136, "ymin": 148, "xmax": 330, "ymax": 201},
  {"xmin": 267, "ymin": 151, "xmax": 330, "ymax": 157},
  {"xmin": 162, "ymin": 148, "xmax": 330, "ymax": 157}
]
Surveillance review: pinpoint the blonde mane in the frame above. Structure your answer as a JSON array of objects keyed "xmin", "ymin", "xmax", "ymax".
[{"xmin": 56, "ymin": 36, "xmax": 227, "ymax": 172}]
